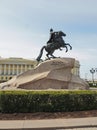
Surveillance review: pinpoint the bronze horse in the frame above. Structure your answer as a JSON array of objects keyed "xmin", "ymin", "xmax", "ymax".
[{"xmin": 36, "ymin": 31, "xmax": 72, "ymax": 61}]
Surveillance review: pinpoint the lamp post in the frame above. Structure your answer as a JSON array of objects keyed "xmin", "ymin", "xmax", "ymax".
[
  {"xmin": 90, "ymin": 68, "xmax": 95, "ymax": 83},
  {"xmin": 95, "ymin": 68, "xmax": 97, "ymax": 73}
]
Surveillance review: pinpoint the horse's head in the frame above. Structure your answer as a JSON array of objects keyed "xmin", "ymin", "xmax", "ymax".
[{"xmin": 58, "ymin": 31, "xmax": 66, "ymax": 37}]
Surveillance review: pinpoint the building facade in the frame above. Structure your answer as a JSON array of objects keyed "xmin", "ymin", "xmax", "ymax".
[
  {"xmin": 0, "ymin": 57, "xmax": 37, "ymax": 82},
  {"xmin": 72, "ymin": 60, "xmax": 80, "ymax": 77}
]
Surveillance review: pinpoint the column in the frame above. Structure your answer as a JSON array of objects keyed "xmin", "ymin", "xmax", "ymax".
[
  {"xmin": 0, "ymin": 65, "xmax": 2, "ymax": 75},
  {"xmin": 12, "ymin": 64, "xmax": 14, "ymax": 75},
  {"xmin": 8, "ymin": 64, "xmax": 11, "ymax": 75},
  {"xmin": 25, "ymin": 64, "xmax": 27, "ymax": 71},
  {"xmin": 17, "ymin": 64, "xmax": 19, "ymax": 75},
  {"xmin": 20, "ymin": 64, "xmax": 23, "ymax": 73},
  {"xmin": 4, "ymin": 64, "xmax": 6, "ymax": 75}
]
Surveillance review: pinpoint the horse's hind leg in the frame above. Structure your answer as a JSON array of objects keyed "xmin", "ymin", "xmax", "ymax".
[
  {"xmin": 46, "ymin": 51, "xmax": 56, "ymax": 59},
  {"xmin": 46, "ymin": 53, "xmax": 50, "ymax": 60},
  {"xmin": 51, "ymin": 54, "xmax": 56, "ymax": 58},
  {"xmin": 50, "ymin": 50, "xmax": 57, "ymax": 58}
]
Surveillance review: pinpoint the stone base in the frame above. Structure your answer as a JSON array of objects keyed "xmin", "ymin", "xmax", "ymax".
[{"xmin": 0, "ymin": 58, "xmax": 89, "ymax": 90}]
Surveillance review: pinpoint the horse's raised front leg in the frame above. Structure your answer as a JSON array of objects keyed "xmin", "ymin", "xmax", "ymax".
[
  {"xmin": 65, "ymin": 45, "xmax": 68, "ymax": 52},
  {"xmin": 65, "ymin": 43, "xmax": 72, "ymax": 50}
]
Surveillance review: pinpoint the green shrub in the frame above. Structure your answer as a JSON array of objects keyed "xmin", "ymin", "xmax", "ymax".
[
  {"xmin": 89, "ymin": 82, "xmax": 97, "ymax": 87},
  {"xmin": 0, "ymin": 90, "xmax": 97, "ymax": 113}
]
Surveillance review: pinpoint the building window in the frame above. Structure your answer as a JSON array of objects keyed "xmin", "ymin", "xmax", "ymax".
[
  {"xmin": 31, "ymin": 65, "xmax": 34, "ymax": 68},
  {"xmin": 9, "ymin": 77, "xmax": 12, "ymax": 80}
]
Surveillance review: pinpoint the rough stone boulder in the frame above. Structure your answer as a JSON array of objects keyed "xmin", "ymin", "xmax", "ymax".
[{"xmin": 0, "ymin": 58, "xmax": 89, "ymax": 90}]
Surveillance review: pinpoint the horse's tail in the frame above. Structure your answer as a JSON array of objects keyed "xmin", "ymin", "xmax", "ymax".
[{"xmin": 36, "ymin": 46, "xmax": 45, "ymax": 62}]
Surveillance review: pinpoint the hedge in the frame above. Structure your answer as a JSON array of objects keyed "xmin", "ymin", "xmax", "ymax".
[{"xmin": 0, "ymin": 90, "xmax": 97, "ymax": 113}]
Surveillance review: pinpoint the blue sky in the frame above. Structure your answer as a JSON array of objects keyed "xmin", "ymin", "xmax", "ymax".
[{"xmin": 0, "ymin": 0, "xmax": 97, "ymax": 79}]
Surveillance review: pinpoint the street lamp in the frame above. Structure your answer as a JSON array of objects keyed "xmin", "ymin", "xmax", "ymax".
[
  {"xmin": 95, "ymin": 68, "xmax": 97, "ymax": 72},
  {"xmin": 90, "ymin": 68, "xmax": 95, "ymax": 83}
]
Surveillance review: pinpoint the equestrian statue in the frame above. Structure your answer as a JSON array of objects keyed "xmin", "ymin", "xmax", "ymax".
[{"xmin": 36, "ymin": 28, "xmax": 72, "ymax": 62}]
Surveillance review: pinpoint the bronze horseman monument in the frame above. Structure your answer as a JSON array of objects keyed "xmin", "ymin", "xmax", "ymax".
[
  {"xmin": 0, "ymin": 29, "xmax": 89, "ymax": 90},
  {"xmin": 36, "ymin": 28, "xmax": 72, "ymax": 61}
]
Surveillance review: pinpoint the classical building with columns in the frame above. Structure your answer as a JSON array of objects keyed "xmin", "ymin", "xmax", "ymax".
[
  {"xmin": 0, "ymin": 57, "xmax": 37, "ymax": 82},
  {"xmin": 0, "ymin": 57, "xmax": 80, "ymax": 83},
  {"xmin": 72, "ymin": 60, "xmax": 80, "ymax": 77}
]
